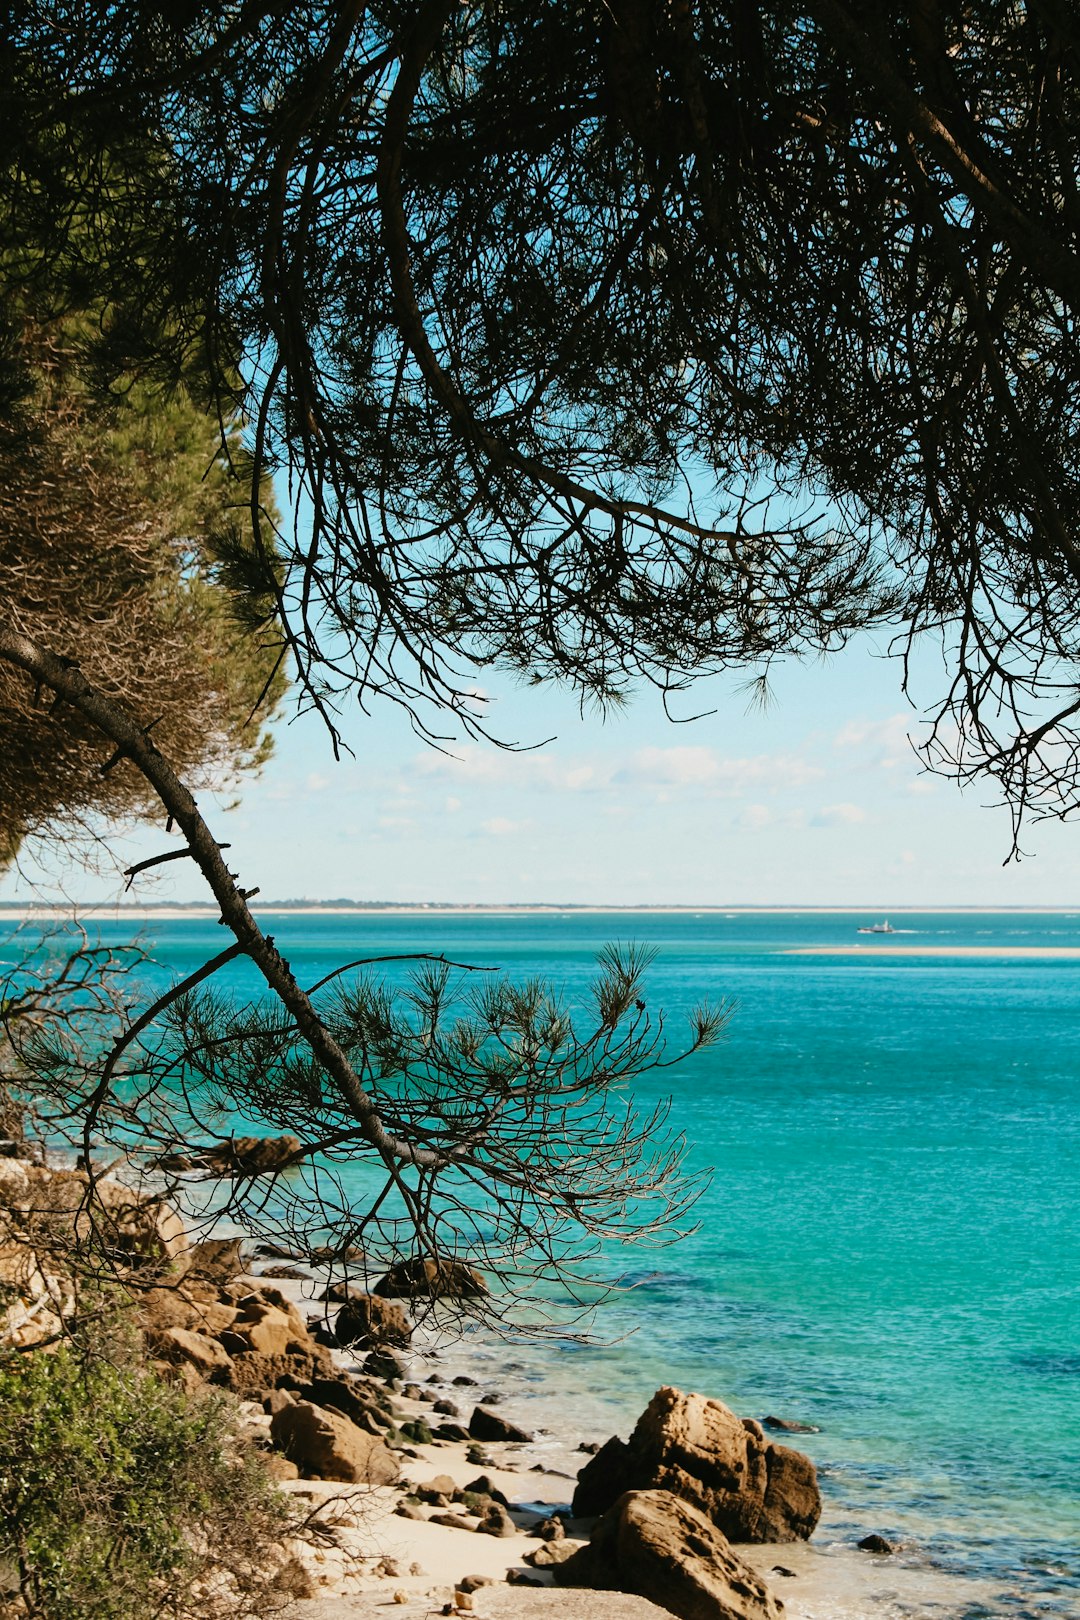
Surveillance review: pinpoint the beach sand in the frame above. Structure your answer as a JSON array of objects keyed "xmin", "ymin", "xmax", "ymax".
[
  {"xmin": 787, "ymin": 944, "xmax": 1080, "ymax": 957},
  {"xmin": 245, "ymin": 1273, "xmax": 1021, "ymax": 1620}
]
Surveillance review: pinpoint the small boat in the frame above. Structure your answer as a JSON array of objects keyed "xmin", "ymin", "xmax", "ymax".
[{"xmin": 857, "ymin": 919, "xmax": 896, "ymax": 934}]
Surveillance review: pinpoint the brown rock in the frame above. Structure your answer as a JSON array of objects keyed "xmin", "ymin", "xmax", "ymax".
[
  {"xmin": 476, "ymin": 1501, "xmax": 517, "ymax": 1538},
  {"xmin": 265, "ymin": 1454, "xmax": 301, "ymax": 1481},
  {"xmin": 762, "ymin": 1416, "xmax": 820, "ymax": 1435},
  {"xmin": 857, "ymin": 1534, "xmax": 895, "ymax": 1554},
  {"xmin": 430, "ymin": 1513, "xmax": 476, "ymax": 1532},
  {"xmin": 149, "ymin": 1325, "xmax": 234, "ymax": 1377},
  {"xmin": 574, "ymin": 1436, "xmax": 637, "ymax": 1516},
  {"xmin": 333, "ymin": 1291, "xmax": 412, "ymax": 1348},
  {"xmin": 573, "ymin": 1388, "xmax": 820, "ymax": 1544},
  {"xmin": 269, "ymin": 1400, "xmax": 399, "ymax": 1484},
  {"xmin": 203, "ymin": 1135, "xmax": 303, "ymax": 1175},
  {"xmin": 6, "ymin": 1165, "xmax": 186, "ymax": 1264},
  {"xmin": 456, "ymin": 1575, "xmax": 494, "ymax": 1594},
  {"xmin": 178, "ymin": 1236, "xmax": 245, "ymax": 1282},
  {"xmin": 469, "ymin": 1406, "xmax": 533, "ymax": 1443},
  {"xmin": 524, "ymin": 1541, "xmax": 581, "ymax": 1567},
  {"xmin": 556, "ymin": 1490, "xmax": 784, "ymax": 1620},
  {"xmin": 234, "ymin": 1303, "xmax": 300, "ymax": 1358},
  {"xmin": 374, "ymin": 1256, "xmax": 487, "ymax": 1300}
]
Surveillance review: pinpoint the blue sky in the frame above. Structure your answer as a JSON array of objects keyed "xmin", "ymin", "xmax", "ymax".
[{"xmin": 7, "ymin": 627, "xmax": 1080, "ymax": 908}]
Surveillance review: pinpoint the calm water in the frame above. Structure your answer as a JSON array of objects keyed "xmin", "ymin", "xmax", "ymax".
[{"xmin": 8, "ymin": 909, "xmax": 1079, "ymax": 1615}]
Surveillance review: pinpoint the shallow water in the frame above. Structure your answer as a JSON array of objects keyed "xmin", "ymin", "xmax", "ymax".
[{"xmin": 7, "ymin": 909, "xmax": 1079, "ymax": 1615}]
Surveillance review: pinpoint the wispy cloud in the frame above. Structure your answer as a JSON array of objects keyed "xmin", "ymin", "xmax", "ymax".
[
  {"xmin": 811, "ymin": 802, "xmax": 867, "ymax": 827},
  {"xmin": 415, "ymin": 743, "xmax": 822, "ymax": 799},
  {"xmin": 833, "ymin": 713, "xmax": 918, "ymax": 769},
  {"xmin": 480, "ymin": 816, "xmax": 529, "ymax": 836}
]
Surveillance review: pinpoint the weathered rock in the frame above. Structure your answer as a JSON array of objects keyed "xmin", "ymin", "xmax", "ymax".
[
  {"xmin": 374, "ymin": 1256, "xmax": 488, "ymax": 1300},
  {"xmin": 178, "ymin": 1236, "xmax": 245, "ymax": 1281},
  {"xmin": 222, "ymin": 1342, "xmax": 335, "ymax": 1397},
  {"xmin": 556, "ymin": 1490, "xmax": 784, "ymax": 1620},
  {"xmin": 149, "ymin": 1325, "xmax": 234, "ymax": 1377},
  {"xmin": 535, "ymin": 1514, "xmax": 566, "ymax": 1541},
  {"xmin": 463, "ymin": 1474, "xmax": 510, "ymax": 1508},
  {"xmin": 395, "ymin": 1501, "xmax": 426, "ymax": 1521},
  {"xmin": 762, "ymin": 1416, "xmax": 820, "ymax": 1435},
  {"xmin": 456, "ymin": 1575, "xmax": 494, "ymax": 1594},
  {"xmin": 293, "ymin": 1376, "xmax": 389, "ymax": 1431},
  {"xmin": 469, "ymin": 1406, "xmax": 534, "ymax": 1443},
  {"xmin": 265, "ymin": 1454, "xmax": 301, "ymax": 1481},
  {"xmin": 574, "ymin": 1436, "xmax": 638, "ymax": 1516},
  {"xmin": 417, "ymin": 1474, "xmax": 459, "ymax": 1500},
  {"xmin": 205, "ymin": 1135, "xmax": 303, "ymax": 1175},
  {"xmin": 857, "ymin": 1534, "xmax": 895, "ymax": 1554},
  {"xmin": 476, "ymin": 1501, "xmax": 517, "ymax": 1538},
  {"xmin": 525, "ymin": 1541, "xmax": 581, "ymax": 1567},
  {"xmin": 333, "ymin": 1292, "xmax": 412, "ymax": 1348},
  {"xmin": 436, "ymin": 1422, "xmax": 471, "ymax": 1441},
  {"xmin": 452, "ymin": 1374, "xmax": 478, "ymax": 1386},
  {"xmin": 363, "ymin": 1346, "xmax": 406, "ymax": 1381},
  {"xmin": 233, "ymin": 1302, "xmax": 304, "ymax": 1358},
  {"xmin": 572, "ymin": 1388, "xmax": 820, "ymax": 1544},
  {"xmin": 400, "ymin": 1417, "xmax": 434, "ymax": 1444},
  {"xmin": 8, "ymin": 1165, "xmax": 187, "ymax": 1263},
  {"xmin": 264, "ymin": 1387, "xmax": 297, "ymax": 1416},
  {"xmin": 434, "ymin": 1398, "xmax": 460, "ymax": 1416},
  {"xmin": 430, "ymin": 1512, "xmax": 476, "ymax": 1532},
  {"xmin": 269, "ymin": 1400, "xmax": 399, "ymax": 1483}
]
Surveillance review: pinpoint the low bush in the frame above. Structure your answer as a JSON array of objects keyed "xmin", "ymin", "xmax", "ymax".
[{"xmin": 0, "ymin": 1337, "xmax": 293, "ymax": 1619}]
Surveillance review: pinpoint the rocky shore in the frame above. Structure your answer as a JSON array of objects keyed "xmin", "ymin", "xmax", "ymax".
[
  {"xmin": 5, "ymin": 1150, "xmax": 987, "ymax": 1620},
  {"xmin": 0, "ymin": 1152, "xmax": 833, "ymax": 1619}
]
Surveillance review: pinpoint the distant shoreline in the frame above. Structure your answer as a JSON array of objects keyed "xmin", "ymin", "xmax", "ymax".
[{"xmin": 2, "ymin": 903, "xmax": 1080, "ymax": 921}]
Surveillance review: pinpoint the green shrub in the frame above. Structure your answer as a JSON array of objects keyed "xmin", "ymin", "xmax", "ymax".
[{"xmin": 0, "ymin": 1342, "xmax": 292, "ymax": 1619}]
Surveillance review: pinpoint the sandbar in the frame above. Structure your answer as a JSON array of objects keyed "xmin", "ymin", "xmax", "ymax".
[{"xmin": 787, "ymin": 944, "xmax": 1080, "ymax": 957}]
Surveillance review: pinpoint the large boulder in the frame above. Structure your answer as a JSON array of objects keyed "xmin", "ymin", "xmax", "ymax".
[
  {"xmin": 4, "ymin": 1164, "xmax": 187, "ymax": 1263},
  {"xmin": 469, "ymin": 1405, "xmax": 533, "ymax": 1443},
  {"xmin": 374, "ymin": 1256, "xmax": 487, "ymax": 1299},
  {"xmin": 148, "ymin": 1325, "xmax": 234, "ymax": 1378},
  {"xmin": 556, "ymin": 1490, "xmax": 784, "ymax": 1620},
  {"xmin": 573, "ymin": 1388, "xmax": 820, "ymax": 1544},
  {"xmin": 203, "ymin": 1136, "xmax": 302, "ymax": 1175},
  {"xmin": 331, "ymin": 1290, "xmax": 412, "ymax": 1347},
  {"xmin": 269, "ymin": 1400, "xmax": 399, "ymax": 1483},
  {"xmin": 154, "ymin": 1136, "xmax": 302, "ymax": 1176}
]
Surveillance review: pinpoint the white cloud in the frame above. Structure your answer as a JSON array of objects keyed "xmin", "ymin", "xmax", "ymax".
[
  {"xmin": 833, "ymin": 713, "xmax": 918, "ymax": 770},
  {"xmin": 614, "ymin": 747, "xmax": 823, "ymax": 796},
  {"xmin": 733, "ymin": 804, "xmax": 807, "ymax": 830},
  {"xmin": 413, "ymin": 746, "xmax": 597, "ymax": 792},
  {"xmin": 481, "ymin": 816, "xmax": 527, "ymax": 836},
  {"xmin": 414, "ymin": 742, "xmax": 820, "ymax": 799},
  {"xmin": 444, "ymin": 795, "xmax": 462, "ymax": 813},
  {"xmin": 734, "ymin": 803, "xmax": 774, "ymax": 830},
  {"xmin": 306, "ymin": 772, "xmax": 331, "ymax": 793},
  {"xmin": 811, "ymin": 802, "xmax": 867, "ymax": 827}
]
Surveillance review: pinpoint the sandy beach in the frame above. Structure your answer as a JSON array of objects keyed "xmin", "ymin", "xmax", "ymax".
[{"xmin": 244, "ymin": 1271, "xmax": 1020, "ymax": 1620}]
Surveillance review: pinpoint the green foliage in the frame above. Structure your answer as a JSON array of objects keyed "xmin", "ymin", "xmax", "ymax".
[
  {"xmin": 0, "ymin": 112, "xmax": 286, "ymax": 860},
  {"xmin": 0, "ymin": 1339, "xmax": 291, "ymax": 1620}
]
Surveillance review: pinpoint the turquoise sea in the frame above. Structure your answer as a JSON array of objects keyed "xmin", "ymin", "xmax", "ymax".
[{"xmin": 7, "ymin": 908, "xmax": 1079, "ymax": 1615}]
